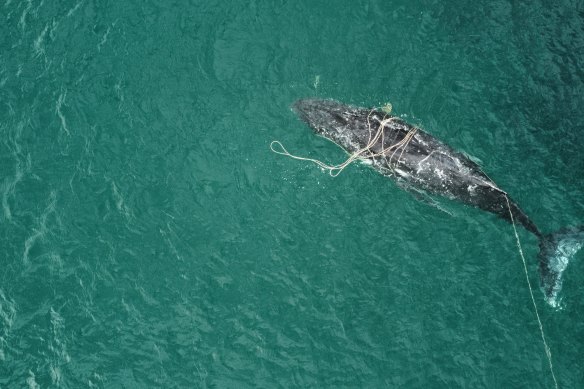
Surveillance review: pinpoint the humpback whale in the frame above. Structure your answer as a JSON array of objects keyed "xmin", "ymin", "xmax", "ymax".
[{"xmin": 289, "ymin": 98, "xmax": 584, "ymax": 306}]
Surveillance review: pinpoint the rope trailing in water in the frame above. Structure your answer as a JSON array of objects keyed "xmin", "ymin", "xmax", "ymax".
[
  {"xmin": 271, "ymin": 110, "xmax": 417, "ymax": 177},
  {"xmin": 504, "ymin": 194, "xmax": 558, "ymax": 389},
  {"xmin": 274, "ymin": 109, "xmax": 558, "ymax": 387}
]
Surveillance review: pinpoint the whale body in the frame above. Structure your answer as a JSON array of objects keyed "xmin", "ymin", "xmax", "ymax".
[{"xmin": 291, "ymin": 98, "xmax": 584, "ymax": 306}]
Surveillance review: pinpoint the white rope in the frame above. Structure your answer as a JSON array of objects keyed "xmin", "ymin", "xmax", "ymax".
[
  {"xmin": 270, "ymin": 113, "xmax": 417, "ymax": 177},
  {"xmin": 273, "ymin": 112, "xmax": 558, "ymax": 387},
  {"xmin": 504, "ymin": 195, "xmax": 558, "ymax": 389}
]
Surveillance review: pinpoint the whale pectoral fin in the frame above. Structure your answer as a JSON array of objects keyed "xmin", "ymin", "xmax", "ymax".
[
  {"xmin": 460, "ymin": 150, "xmax": 484, "ymax": 167},
  {"xmin": 396, "ymin": 180, "xmax": 456, "ymax": 217}
]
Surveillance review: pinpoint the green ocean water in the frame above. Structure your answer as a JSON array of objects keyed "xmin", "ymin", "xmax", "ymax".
[{"xmin": 1, "ymin": 0, "xmax": 584, "ymax": 387}]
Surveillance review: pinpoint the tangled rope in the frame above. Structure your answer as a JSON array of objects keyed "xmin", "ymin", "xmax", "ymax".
[{"xmin": 270, "ymin": 110, "xmax": 417, "ymax": 176}]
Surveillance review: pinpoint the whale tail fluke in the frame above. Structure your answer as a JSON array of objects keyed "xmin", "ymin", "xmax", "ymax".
[{"xmin": 539, "ymin": 226, "xmax": 584, "ymax": 307}]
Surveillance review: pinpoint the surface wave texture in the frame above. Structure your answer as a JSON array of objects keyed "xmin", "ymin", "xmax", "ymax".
[{"xmin": 1, "ymin": 1, "xmax": 583, "ymax": 387}]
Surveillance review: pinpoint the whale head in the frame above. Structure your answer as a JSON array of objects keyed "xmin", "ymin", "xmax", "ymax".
[{"xmin": 292, "ymin": 99, "xmax": 376, "ymax": 153}]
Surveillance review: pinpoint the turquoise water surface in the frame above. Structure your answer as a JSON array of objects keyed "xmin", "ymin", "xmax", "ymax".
[{"xmin": 1, "ymin": 1, "xmax": 584, "ymax": 388}]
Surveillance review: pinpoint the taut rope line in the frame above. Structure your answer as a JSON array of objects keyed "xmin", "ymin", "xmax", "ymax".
[{"xmin": 504, "ymin": 194, "xmax": 558, "ymax": 389}]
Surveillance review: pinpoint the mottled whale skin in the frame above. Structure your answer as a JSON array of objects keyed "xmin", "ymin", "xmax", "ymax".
[{"xmin": 291, "ymin": 98, "xmax": 584, "ymax": 305}]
